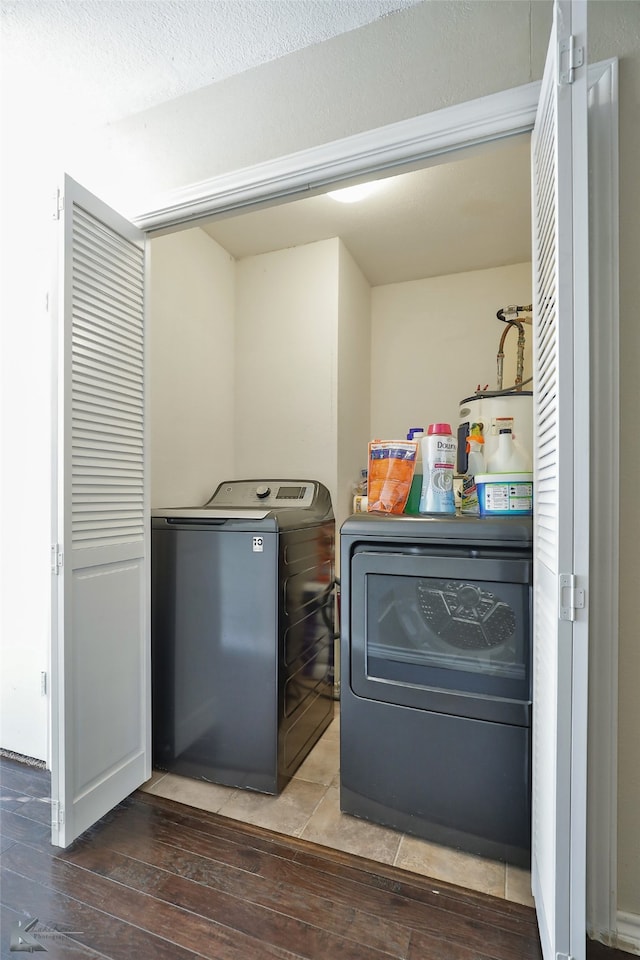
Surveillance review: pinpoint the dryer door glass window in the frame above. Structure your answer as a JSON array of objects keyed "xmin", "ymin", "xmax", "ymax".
[{"xmin": 350, "ymin": 551, "xmax": 531, "ymax": 712}]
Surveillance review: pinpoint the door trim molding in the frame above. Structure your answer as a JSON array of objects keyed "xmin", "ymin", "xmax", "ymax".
[
  {"xmin": 130, "ymin": 69, "xmax": 619, "ymax": 944},
  {"xmin": 586, "ymin": 56, "xmax": 620, "ymax": 948},
  {"xmin": 132, "ymin": 82, "xmax": 540, "ymax": 234},
  {"xmin": 616, "ymin": 912, "xmax": 640, "ymax": 955}
]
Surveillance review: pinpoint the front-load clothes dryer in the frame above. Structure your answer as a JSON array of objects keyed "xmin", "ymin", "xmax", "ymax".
[
  {"xmin": 340, "ymin": 513, "xmax": 533, "ymax": 866},
  {"xmin": 151, "ymin": 479, "xmax": 335, "ymax": 794}
]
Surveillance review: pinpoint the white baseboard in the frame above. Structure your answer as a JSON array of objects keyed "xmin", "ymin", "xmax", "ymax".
[{"xmin": 616, "ymin": 912, "xmax": 640, "ymax": 956}]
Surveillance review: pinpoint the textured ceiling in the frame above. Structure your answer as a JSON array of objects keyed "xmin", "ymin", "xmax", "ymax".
[
  {"xmin": 1, "ymin": 0, "xmax": 532, "ymax": 284},
  {"xmin": 1, "ymin": 0, "xmax": 422, "ymax": 127}
]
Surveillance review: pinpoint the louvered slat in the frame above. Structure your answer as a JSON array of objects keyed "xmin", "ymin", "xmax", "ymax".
[
  {"xmin": 533, "ymin": 76, "xmax": 559, "ymax": 570},
  {"xmin": 530, "ymin": 29, "xmax": 560, "ymax": 947},
  {"xmin": 71, "ymin": 202, "xmax": 145, "ymax": 549}
]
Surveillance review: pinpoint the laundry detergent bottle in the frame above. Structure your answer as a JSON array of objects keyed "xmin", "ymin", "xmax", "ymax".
[
  {"xmin": 461, "ymin": 422, "xmax": 485, "ymax": 515},
  {"xmin": 404, "ymin": 427, "xmax": 424, "ymax": 514},
  {"xmin": 419, "ymin": 422, "xmax": 457, "ymax": 514}
]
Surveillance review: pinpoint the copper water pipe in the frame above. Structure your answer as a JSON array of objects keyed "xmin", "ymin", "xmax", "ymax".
[{"xmin": 496, "ymin": 320, "xmax": 526, "ymax": 391}]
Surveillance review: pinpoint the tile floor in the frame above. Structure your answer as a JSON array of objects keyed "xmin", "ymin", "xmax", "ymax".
[{"xmin": 141, "ymin": 707, "xmax": 534, "ymax": 907}]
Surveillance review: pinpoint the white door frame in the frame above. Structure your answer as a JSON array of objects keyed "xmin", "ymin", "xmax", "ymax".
[
  {"xmin": 130, "ymin": 69, "xmax": 618, "ymax": 944},
  {"xmin": 584, "ymin": 57, "xmax": 620, "ymax": 947}
]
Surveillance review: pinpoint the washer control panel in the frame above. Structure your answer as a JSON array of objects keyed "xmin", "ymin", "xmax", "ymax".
[{"xmin": 207, "ymin": 480, "xmax": 317, "ymax": 511}]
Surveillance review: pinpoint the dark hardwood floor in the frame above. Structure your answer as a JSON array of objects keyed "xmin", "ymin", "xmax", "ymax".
[{"xmin": 0, "ymin": 757, "xmax": 630, "ymax": 960}]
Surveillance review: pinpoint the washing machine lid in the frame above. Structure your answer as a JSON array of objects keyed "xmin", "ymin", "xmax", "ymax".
[{"xmin": 151, "ymin": 506, "xmax": 270, "ymax": 521}]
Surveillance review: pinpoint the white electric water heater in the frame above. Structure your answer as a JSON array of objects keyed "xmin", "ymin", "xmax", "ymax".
[{"xmin": 457, "ymin": 391, "xmax": 533, "ymax": 474}]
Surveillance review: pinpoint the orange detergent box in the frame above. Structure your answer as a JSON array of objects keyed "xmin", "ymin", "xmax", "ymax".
[{"xmin": 367, "ymin": 441, "xmax": 417, "ymax": 514}]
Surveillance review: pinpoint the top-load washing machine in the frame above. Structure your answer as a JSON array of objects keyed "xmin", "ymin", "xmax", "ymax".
[
  {"xmin": 340, "ymin": 512, "xmax": 533, "ymax": 866},
  {"xmin": 151, "ymin": 479, "xmax": 335, "ymax": 794}
]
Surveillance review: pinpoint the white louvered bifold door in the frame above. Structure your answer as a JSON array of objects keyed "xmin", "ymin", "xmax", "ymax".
[
  {"xmin": 51, "ymin": 175, "xmax": 150, "ymax": 847},
  {"xmin": 530, "ymin": 2, "xmax": 590, "ymax": 958}
]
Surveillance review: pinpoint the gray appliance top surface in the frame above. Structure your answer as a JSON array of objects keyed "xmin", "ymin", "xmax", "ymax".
[
  {"xmin": 151, "ymin": 507, "xmax": 270, "ymax": 520},
  {"xmin": 341, "ymin": 512, "xmax": 533, "ymax": 545},
  {"xmin": 152, "ymin": 479, "xmax": 333, "ymax": 529}
]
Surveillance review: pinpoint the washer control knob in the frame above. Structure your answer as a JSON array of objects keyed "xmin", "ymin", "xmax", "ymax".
[{"xmin": 255, "ymin": 484, "xmax": 271, "ymax": 499}]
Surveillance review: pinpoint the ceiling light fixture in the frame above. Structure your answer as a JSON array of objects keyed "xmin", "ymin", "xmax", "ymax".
[{"xmin": 326, "ymin": 180, "xmax": 385, "ymax": 203}]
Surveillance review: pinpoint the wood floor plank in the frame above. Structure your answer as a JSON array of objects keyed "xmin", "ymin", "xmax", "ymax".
[
  {"xmin": 0, "ymin": 784, "xmax": 52, "ymax": 826},
  {"xmin": 61, "ymin": 840, "xmax": 404, "ymax": 960},
  {"xmin": 293, "ymin": 841, "xmax": 536, "ymax": 921},
  {"xmin": 0, "ymin": 873, "xmax": 199, "ymax": 960},
  {"xmin": 136, "ymin": 791, "xmax": 536, "ymax": 932},
  {"xmin": 290, "ymin": 843, "xmax": 538, "ymax": 931},
  {"xmin": 134, "ymin": 791, "xmax": 537, "ymax": 939},
  {"xmin": 135, "ymin": 792, "xmax": 302, "ymax": 863},
  {"xmin": 0, "ymin": 760, "xmax": 630, "ymax": 960},
  {"xmin": 257, "ymin": 852, "xmax": 541, "ymax": 960},
  {"xmin": 100, "ymin": 798, "xmax": 274, "ymax": 874},
  {"xmin": 408, "ymin": 923, "xmax": 542, "ymax": 960},
  {"xmin": 0, "ymin": 808, "xmax": 50, "ymax": 846},
  {"xmin": 0, "ymin": 761, "xmax": 50, "ymax": 798},
  {"xmin": 128, "ymin": 796, "xmax": 542, "ymax": 960},
  {"xmin": 0, "ymin": 836, "xmax": 16, "ymax": 856},
  {"xmin": 406, "ymin": 925, "xmax": 511, "ymax": 960},
  {"xmin": 129, "ymin": 797, "xmax": 537, "ymax": 957},
  {"xmin": 228, "ymin": 828, "xmax": 515, "ymax": 954},
  {"xmin": 1, "ymin": 841, "xmax": 297, "ymax": 960},
  {"xmin": 62, "ymin": 812, "xmax": 412, "ymax": 958}
]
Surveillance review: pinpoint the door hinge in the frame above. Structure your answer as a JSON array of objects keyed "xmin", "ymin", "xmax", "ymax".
[
  {"xmin": 53, "ymin": 188, "xmax": 64, "ymax": 220},
  {"xmin": 559, "ymin": 574, "xmax": 585, "ymax": 621},
  {"xmin": 51, "ymin": 543, "xmax": 63, "ymax": 575},
  {"xmin": 40, "ymin": 671, "xmax": 47, "ymax": 696},
  {"xmin": 558, "ymin": 35, "xmax": 584, "ymax": 85},
  {"xmin": 51, "ymin": 800, "xmax": 64, "ymax": 828}
]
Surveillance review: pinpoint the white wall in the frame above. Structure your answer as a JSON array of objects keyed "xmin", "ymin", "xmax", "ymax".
[
  {"xmin": 77, "ymin": 1, "xmax": 553, "ymax": 211},
  {"xmin": 370, "ymin": 263, "xmax": 533, "ymax": 441},
  {"xmin": 151, "ymin": 233, "xmax": 371, "ymax": 541},
  {"xmin": 149, "ymin": 230, "xmax": 236, "ymax": 507},
  {"xmin": 234, "ymin": 239, "xmax": 339, "ymax": 499},
  {"xmin": 337, "ymin": 241, "xmax": 372, "ymax": 537},
  {"xmin": 591, "ymin": 2, "xmax": 640, "ymax": 923},
  {"xmin": 0, "ymin": 176, "xmax": 56, "ymax": 761}
]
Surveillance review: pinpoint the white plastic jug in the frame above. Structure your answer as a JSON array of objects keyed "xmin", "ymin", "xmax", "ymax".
[{"xmin": 486, "ymin": 428, "xmax": 532, "ymax": 474}]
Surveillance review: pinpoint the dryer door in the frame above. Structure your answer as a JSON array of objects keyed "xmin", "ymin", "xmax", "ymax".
[{"xmin": 349, "ymin": 549, "xmax": 532, "ymax": 726}]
